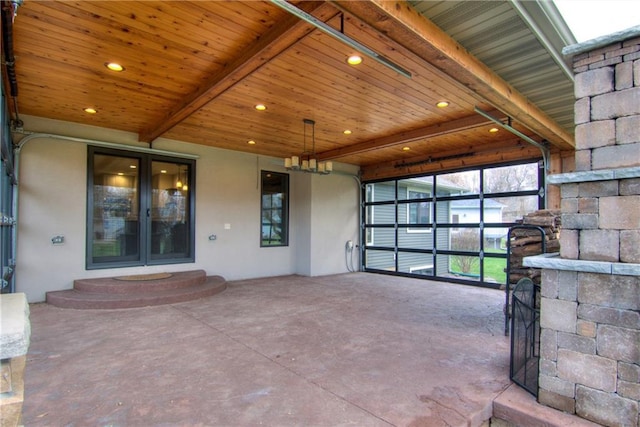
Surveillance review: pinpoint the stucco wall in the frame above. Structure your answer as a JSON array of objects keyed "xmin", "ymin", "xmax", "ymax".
[
  {"xmin": 310, "ymin": 173, "xmax": 360, "ymax": 276},
  {"xmin": 15, "ymin": 117, "xmax": 360, "ymax": 302}
]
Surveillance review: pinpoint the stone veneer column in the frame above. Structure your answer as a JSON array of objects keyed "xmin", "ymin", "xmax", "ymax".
[{"xmin": 525, "ymin": 29, "xmax": 640, "ymax": 427}]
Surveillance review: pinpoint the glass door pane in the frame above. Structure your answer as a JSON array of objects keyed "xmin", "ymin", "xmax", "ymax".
[
  {"xmin": 150, "ymin": 161, "xmax": 190, "ymax": 258},
  {"xmin": 91, "ymin": 154, "xmax": 140, "ymax": 262}
]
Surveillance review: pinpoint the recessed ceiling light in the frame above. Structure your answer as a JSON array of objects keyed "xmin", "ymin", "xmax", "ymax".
[
  {"xmin": 248, "ymin": 140, "xmax": 256, "ymax": 145},
  {"xmin": 160, "ymin": 170, "xmax": 167, "ymax": 174},
  {"xmin": 343, "ymin": 129, "xmax": 352, "ymax": 135},
  {"xmin": 489, "ymin": 127, "xmax": 500, "ymax": 133},
  {"xmin": 255, "ymin": 104, "xmax": 267, "ymax": 111},
  {"xmin": 129, "ymin": 165, "xmax": 137, "ymax": 169},
  {"xmin": 347, "ymin": 55, "xmax": 362, "ymax": 66},
  {"xmin": 83, "ymin": 107, "xmax": 97, "ymax": 114},
  {"xmin": 105, "ymin": 62, "xmax": 124, "ymax": 72},
  {"xmin": 402, "ymin": 146, "xmax": 411, "ymax": 151},
  {"xmin": 117, "ymin": 172, "xmax": 124, "ymax": 176},
  {"xmin": 436, "ymin": 101, "xmax": 449, "ymax": 108}
]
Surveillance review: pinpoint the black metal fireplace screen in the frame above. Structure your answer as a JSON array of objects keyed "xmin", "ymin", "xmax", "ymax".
[{"xmin": 510, "ymin": 277, "xmax": 540, "ymax": 396}]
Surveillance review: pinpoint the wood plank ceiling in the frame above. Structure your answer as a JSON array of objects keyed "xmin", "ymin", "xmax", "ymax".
[{"xmin": 4, "ymin": 0, "xmax": 575, "ymax": 180}]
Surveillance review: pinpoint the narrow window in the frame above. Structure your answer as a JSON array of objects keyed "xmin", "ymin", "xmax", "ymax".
[
  {"xmin": 261, "ymin": 171, "xmax": 288, "ymax": 247},
  {"xmin": 452, "ymin": 214, "xmax": 460, "ymax": 231},
  {"xmin": 407, "ymin": 189, "xmax": 431, "ymax": 232}
]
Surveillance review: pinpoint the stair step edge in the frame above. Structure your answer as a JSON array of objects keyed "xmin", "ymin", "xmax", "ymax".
[
  {"xmin": 47, "ymin": 277, "xmax": 226, "ymax": 309},
  {"xmin": 74, "ymin": 270, "xmax": 213, "ymax": 293},
  {"xmin": 493, "ymin": 384, "xmax": 601, "ymax": 427}
]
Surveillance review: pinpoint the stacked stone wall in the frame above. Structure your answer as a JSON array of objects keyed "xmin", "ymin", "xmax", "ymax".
[
  {"xmin": 539, "ymin": 270, "xmax": 639, "ymax": 425},
  {"xmin": 560, "ymin": 179, "xmax": 640, "ymax": 263},
  {"xmin": 572, "ymin": 36, "xmax": 640, "ymax": 172},
  {"xmin": 531, "ymin": 34, "xmax": 640, "ymax": 427}
]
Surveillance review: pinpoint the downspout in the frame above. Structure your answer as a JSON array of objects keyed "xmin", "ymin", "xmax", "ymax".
[
  {"xmin": 2, "ymin": 0, "xmax": 22, "ymax": 292},
  {"xmin": 1, "ymin": 0, "xmax": 21, "ymax": 98}
]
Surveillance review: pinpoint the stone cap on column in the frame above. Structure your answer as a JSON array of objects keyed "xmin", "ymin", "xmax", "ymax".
[
  {"xmin": 524, "ymin": 252, "xmax": 640, "ymax": 276},
  {"xmin": 547, "ymin": 166, "xmax": 640, "ymax": 185},
  {"xmin": 562, "ymin": 25, "xmax": 640, "ymax": 58},
  {"xmin": 0, "ymin": 293, "xmax": 31, "ymax": 359}
]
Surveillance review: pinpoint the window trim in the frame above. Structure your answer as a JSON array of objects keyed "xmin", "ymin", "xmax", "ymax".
[
  {"xmin": 86, "ymin": 146, "xmax": 196, "ymax": 269},
  {"xmin": 406, "ymin": 188, "xmax": 432, "ymax": 233},
  {"xmin": 260, "ymin": 170, "xmax": 289, "ymax": 247}
]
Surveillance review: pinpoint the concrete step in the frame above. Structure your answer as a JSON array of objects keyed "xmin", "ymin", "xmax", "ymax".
[
  {"xmin": 493, "ymin": 384, "xmax": 602, "ymax": 427},
  {"xmin": 46, "ymin": 272, "xmax": 226, "ymax": 309},
  {"xmin": 73, "ymin": 270, "xmax": 208, "ymax": 293}
]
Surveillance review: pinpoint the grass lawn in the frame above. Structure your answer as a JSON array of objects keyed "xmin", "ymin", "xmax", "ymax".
[
  {"xmin": 450, "ymin": 249, "xmax": 507, "ymax": 284},
  {"xmin": 483, "ymin": 256, "xmax": 507, "ymax": 284}
]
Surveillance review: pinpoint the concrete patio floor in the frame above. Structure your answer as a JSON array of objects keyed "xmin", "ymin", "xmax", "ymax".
[{"xmin": 23, "ymin": 273, "xmax": 514, "ymax": 426}]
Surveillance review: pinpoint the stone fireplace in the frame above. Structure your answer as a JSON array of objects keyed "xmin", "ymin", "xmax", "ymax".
[{"xmin": 524, "ymin": 30, "xmax": 640, "ymax": 426}]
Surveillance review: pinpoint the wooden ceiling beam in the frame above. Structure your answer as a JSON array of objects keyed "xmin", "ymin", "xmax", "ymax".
[
  {"xmin": 332, "ymin": 0, "xmax": 575, "ymax": 150},
  {"xmin": 361, "ymin": 138, "xmax": 542, "ymax": 181},
  {"xmin": 318, "ymin": 110, "xmax": 505, "ymax": 160},
  {"xmin": 139, "ymin": 1, "xmax": 339, "ymax": 143}
]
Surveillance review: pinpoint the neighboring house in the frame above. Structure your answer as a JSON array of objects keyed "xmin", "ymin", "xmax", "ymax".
[
  {"xmin": 365, "ymin": 177, "xmax": 466, "ymax": 275},
  {"xmin": 450, "ymin": 199, "xmax": 507, "ymax": 248}
]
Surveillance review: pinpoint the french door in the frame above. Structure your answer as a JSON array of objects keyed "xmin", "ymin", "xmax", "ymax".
[{"xmin": 87, "ymin": 147, "xmax": 195, "ymax": 269}]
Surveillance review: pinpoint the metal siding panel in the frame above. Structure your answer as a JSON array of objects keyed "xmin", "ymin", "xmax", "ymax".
[
  {"xmin": 435, "ymin": 201, "xmax": 450, "ymax": 275},
  {"xmin": 409, "ymin": 0, "xmax": 575, "ymax": 135},
  {"xmin": 365, "ymin": 249, "xmax": 394, "ymax": 271},
  {"xmin": 398, "ymin": 251, "xmax": 434, "ymax": 274}
]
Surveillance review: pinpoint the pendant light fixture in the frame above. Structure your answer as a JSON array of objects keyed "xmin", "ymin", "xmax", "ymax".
[
  {"xmin": 284, "ymin": 119, "xmax": 332, "ymax": 175},
  {"xmin": 175, "ymin": 165, "xmax": 188, "ymax": 191}
]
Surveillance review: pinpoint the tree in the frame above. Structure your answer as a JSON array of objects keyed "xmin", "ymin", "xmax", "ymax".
[
  {"xmin": 484, "ymin": 163, "xmax": 538, "ymax": 193},
  {"xmin": 450, "ymin": 229, "xmax": 479, "ymax": 274}
]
